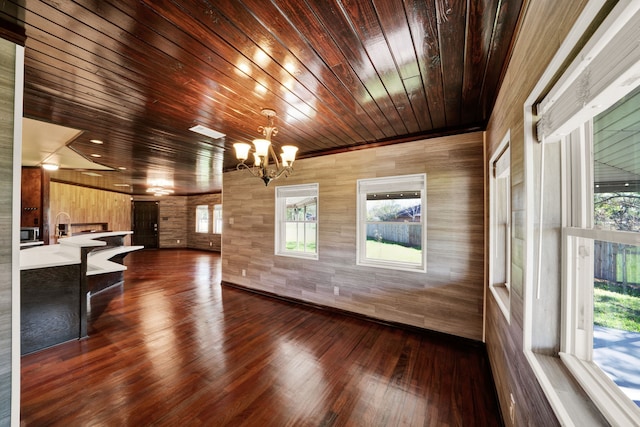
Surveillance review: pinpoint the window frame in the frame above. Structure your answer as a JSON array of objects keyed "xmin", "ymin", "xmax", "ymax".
[
  {"xmin": 195, "ymin": 204, "xmax": 209, "ymax": 234},
  {"xmin": 213, "ymin": 204, "xmax": 222, "ymax": 235},
  {"xmin": 560, "ymin": 121, "xmax": 640, "ymax": 424},
  {"xmin": 489, "ymin": 131, "xmax": 511, "ymax": 322},
  {"xmin": 356, "ymin": 174, "xmax": 427, "ymax": 273},
  {"xmin": 528, "ymin": 2, "xmax": 640, "ymax": 422},
  {"xmin": 274, "ymin": 183, "xmax": 319, "ymax": 260}
]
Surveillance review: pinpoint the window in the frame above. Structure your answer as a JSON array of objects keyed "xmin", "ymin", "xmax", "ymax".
[
  {"xmin": 489, "ymin": 133, "xmax": 510, "ymax": 321},
  {"xmin": 275, "ymin": 183, "xmax": 318, "ymax": 260},
  {"xmin": 196, "ymin": 205, "xmax": 209, "ymax": 233},
  {"xmin": 561, "ymin": 93, "xmax": 640, "ymax": 422},
  {"xmin": 533, "ymin": 3, "xmax": 640, "ymax": 422},
  {"xmin": 357, "ymin": 174, "xmax": 426, "ymax": 272},
  {"xmin": 213, "ymin": 204, "xmax": 222, "ymax": 234}
]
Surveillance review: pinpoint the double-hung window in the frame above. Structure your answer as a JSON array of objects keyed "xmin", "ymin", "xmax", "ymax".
[
  {"xmin": 489, "ymin": 133, "xmax": 511, "ymax": 321},
  {"xmin": 357, "ymin": 174, "xmax": 426, "ymax": 272},
  {"xmin": 535, "ymin": 3, "xmax": 640, "ymax": 422},
  {"xmin": 275, "ymin": 183, "xmax": 318, "ymax": 260},
  {"xmin": 213, "ymin": 204, "xmax": 222, "ymax": 234},
  {"xmin": 196, "ymin": 205, "xmax": 209, "ymax": 233}
]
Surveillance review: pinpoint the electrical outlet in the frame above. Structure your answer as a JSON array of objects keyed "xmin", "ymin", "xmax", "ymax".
[
  {"xmin": 509, "ymin": 393, "xmax": 515, "ymax": 424},
  {"xmin": 209, "ymin": 241, "xmax": 213, "ymax": 246},
  {"xmin": 242, "ymin": 269, "xmax": 246, "ymax": 277},
  {"xmin": 177, "ymin": 239, "xmax": 180, "ymax": 244},
  {"xmin": 334, "ymin": 286, "xmax": 339, "ymax": 296}
]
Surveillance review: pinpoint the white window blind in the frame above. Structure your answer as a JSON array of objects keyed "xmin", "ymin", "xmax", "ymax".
[{"xmin": 536, "ymin": 2, "xmax": 640, "ymax": 143}]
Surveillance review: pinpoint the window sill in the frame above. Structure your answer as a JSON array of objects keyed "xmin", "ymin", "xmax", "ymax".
[
  {"xmin": 525, "ymin": 351, "xmax": 609, "ymax": 426},
  {"xmin": 276, "ymin": 251, "xmax": 318, "ymax": 261},
  {"xmin": 489, "ymin": 284, "xmax": 510, "ymax": 323}
]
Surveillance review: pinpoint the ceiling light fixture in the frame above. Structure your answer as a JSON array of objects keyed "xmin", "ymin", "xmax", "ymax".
[
  {"xmin": 42, "ymin": 163, "xmax": 59, "ymax": 171},
  {"xmin": 189, "ymin": 124, "xmax": 226, "ymax": 140},
  {"xmin": 233, "ymin": 108, "xmax": 298, "ymax": 186},
  {"xmin": 147, "ymin": 186, "xmax": 174, "ymax": 196}
]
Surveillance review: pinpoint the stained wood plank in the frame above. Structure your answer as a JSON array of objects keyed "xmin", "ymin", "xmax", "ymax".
[
  {"xmin": 21, "ymin": 249, "xmax": 502, "ymax": 426},
  {"xmin": 404, "ymin": 0, "xmax": 448, "ymax": 129},
  {"xmin": 339, "ymin": 0, "xmax": 422, "ymax": 134},
  {"xmin": 2, "ymin": 0, "xmax": 525, "ymax": 194},
  {"xmin": 462, "ymin": 0, "xmax": 497, "ymax": 123},
  {"xmin": 373, "ymin": 0, "xmax": 434, "ymax": 131},
  {"xmin": 437, "ymin": 0, "xmax": 467, "ymax": 126}
]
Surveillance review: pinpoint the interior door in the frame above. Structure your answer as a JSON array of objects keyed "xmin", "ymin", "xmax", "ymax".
[{"xmin": 132, "ymin": 201, "xmax": 159, "ymax": 248}]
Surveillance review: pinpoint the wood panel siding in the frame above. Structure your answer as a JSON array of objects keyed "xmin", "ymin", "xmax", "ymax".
[
  {"xmin": 49, "ymin": 182, "xmax": 132, "ymax": 243},
  {"xmin": 131, "ymin": 195, "xmax": 188, "ymax": 249},
  {"xmin": 484, "ymin": 0, "xmax": 599, "ymax": 425},
  {"xmin": 0, "ymin": 37, "xmax": 17, "ymax": 426},
  {"xmin": 222, "ymin": 132, "xmax": 485, "ymax": 341},
  {"xmin": 20, "ymin": 167, "xmax": 41, "ymax": 228},
  {"xmin": 47, "ymin": 186, "xmax": 222, "ymax": 250},
  {"xmin": 187, "ymin": 193, "xmax": 222, "ymax": 252}
]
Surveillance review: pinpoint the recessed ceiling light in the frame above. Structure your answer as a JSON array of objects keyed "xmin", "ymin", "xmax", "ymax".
[
  {"xmin": 42, "ymin": 163, "xmax": 59, "ymax": 171},
  {"xmin": 114, "ymin": 183, "xmax": 130, "ymax": 187},
  {"xmin": 90, "ymin": 153, "xmax": 101, "ymax": 158},
  {"xmin": 189, "ymin": 124, "xmax": 226, "ymax": 139},
  {"xmin": 90, "ymin": 139, "xmax": 103, "ymax": 144},
  {"xmin": 82, "ymin": 172, "xmax": 102, "ymax": 177},
  {"xmin": 118, "ymin": 166, "xmax": 127, "ymax": 170}
]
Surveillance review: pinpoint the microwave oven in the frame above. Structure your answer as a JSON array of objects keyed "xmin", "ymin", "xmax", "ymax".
[{"xmin": 20, "ymin": 227, "xmax": 40, "ymax": 242}]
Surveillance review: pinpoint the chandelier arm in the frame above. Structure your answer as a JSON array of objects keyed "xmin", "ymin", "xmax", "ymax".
[
  {"xmin": 268, "ymin": 144, "xmax": 281, "ymax": 169},
  {"xmin": 271, "ymin": 165, "xmax": 293, "ymax": 181},
  {"xmin": 236, "ymin": 162, "xmax": 262, "ymax": 178}
]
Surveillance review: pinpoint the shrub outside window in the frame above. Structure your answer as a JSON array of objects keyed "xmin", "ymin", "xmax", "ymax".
[
  {"xmin": 275, "ymin": 183, "xmax": 318, "ymax": 260},
  {"xmin": 357, "ymin": 174, "xmax": 426, "ymax": 272}
]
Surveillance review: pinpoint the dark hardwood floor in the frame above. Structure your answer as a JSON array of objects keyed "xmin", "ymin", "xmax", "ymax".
[{"xmin": 21, "ymin": 249, "xmax": 502, "ymax": 426}]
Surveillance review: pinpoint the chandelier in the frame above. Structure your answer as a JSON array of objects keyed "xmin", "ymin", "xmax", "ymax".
[{"xmin": 233, "ymin": 108, "xmax": 298, "ymax": 186}]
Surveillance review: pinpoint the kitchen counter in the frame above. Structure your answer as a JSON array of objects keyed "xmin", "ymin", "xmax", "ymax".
[{"xmin": 20, "ymin": 231, "xmax": 143, "ymax": 354}]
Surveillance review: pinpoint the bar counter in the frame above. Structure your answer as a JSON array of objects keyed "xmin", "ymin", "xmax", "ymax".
[{"xmin": 20, "ymin": 231, "xmax": 143, "ymax": 354}]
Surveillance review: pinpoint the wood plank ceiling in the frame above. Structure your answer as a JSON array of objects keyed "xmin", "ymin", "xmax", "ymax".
[{"xmin": 1, "ymin": 0, "xmax": 524, "ymax": 195}]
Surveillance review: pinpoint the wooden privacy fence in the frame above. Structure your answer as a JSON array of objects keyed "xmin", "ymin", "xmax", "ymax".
[
  {"xmin": 594, "ymin": 241, "xmax": 640, "ymax": 285},
  {"xmin": 366, "ymin": 223, "xmax": 421, "ymax": 248}
]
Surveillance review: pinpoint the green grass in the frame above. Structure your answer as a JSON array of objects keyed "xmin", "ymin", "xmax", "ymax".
[
  {"xmin": 285, "ymin": 242, "xmax": 316, "ymax": 252},
  {"xmin": 365, "ymin": 239, "xmax": 422, "ymax": 263},
  {"xmin": 594, "ymin": 283, "xmax": 640, "ymax": 332}
]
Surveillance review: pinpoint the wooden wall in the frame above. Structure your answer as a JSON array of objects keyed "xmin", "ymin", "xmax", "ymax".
[
  {"xmin": 484, "ymin": 0, "xmax": 591, "ymax": 425},
  {"xmin": 187, "ymin": 193, "xmax": 222, "ymax": 252},
  {"xmin": 47, "ymin": 189, "xmax": 221, "ymax": 251},
  {"xmin": 49, "ymin": 182, "xmax": 132, "ymax": 242},
  {"xmin": 222, "ymin": 132, "xmax": 485, "ymax": 341},
  {"xmin": 132, "ymin": 195, "xmax": 188, "ymax": 248},
  {"xmin": 20, "ymin": 167, "xmax": 41, "ymax": 228},
  {"xmin": 0, "ymin": 37, "xmax": 17, "ymax": 426}
]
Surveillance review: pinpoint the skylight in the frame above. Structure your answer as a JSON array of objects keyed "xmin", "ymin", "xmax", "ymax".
[{"xmin": 189, "ymin": 125, "xmax": 226, "ymax": 139}]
